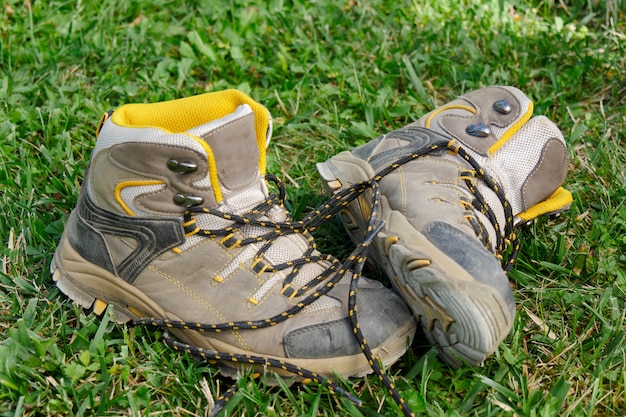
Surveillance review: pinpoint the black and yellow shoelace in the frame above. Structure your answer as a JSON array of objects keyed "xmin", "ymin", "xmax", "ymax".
[{"xmin": 134, "ymin": 138, "xmax": 520, "ymax": 417}]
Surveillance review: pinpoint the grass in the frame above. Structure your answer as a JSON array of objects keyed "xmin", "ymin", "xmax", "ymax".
[{"xmin": 1, "ymin": 0, "xmax": 625, "ymax": 415}]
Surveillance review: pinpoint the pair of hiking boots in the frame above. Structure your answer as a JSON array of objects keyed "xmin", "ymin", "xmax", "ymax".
[{"xmin": 51, "ymin": 86, "xmax": 571, "ymax": 396}]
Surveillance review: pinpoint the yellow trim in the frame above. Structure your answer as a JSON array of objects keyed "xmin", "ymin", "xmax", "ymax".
[
  {"xmin": 424, "ymin": 105, "xmax": 477, "ymax": 128},
  {"xmin": 110, "ymin": 89, "xmax": 271, "ymax": 173},
  {"xmin": 357, "ymin": 194, "xmax": 372, "ymax": 226},
  {"xmin": 127, "ymin": 306, "xmax": 146, "ymax": 318},
  {"xmin": 184, "ymin": 132, "xmax": 223, "ymax": 203},
  {"xmin": 517, "ymin": 187, "xmax": 573, "ymax": 222},
  {"xmin": 93, "ymin": 299, "xmax": 108, "ymax": 315},
  {"xmin": 488, "ymin": 101, "xmax": 534, "ymax": 155},
  {"xmin": 384, "ymin": 236, "xmax": 399, "ymax": 256},
  {"xmin": 114, "ymin": 180, "xmax": 165, "ymax": 216},
  {"xmin": 96, "ymin": 111, "xmax": 110, "ymax": 135},
  {"xmin": 185, "ymin": 227, "xmax": 200, "ymax": 237}
]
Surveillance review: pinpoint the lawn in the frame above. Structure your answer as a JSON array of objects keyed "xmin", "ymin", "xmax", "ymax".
[{"xmin": 1, "ymin": 0, "xmax": 625, "ymax": 416}]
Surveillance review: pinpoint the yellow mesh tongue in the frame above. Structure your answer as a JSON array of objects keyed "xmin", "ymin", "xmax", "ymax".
[
  {"xmin": 516, "ymin": 187, "xmax": 573, "ymax": 222},
  {"xmin": 110, "ymin": 90, "xmax": 271, "ymax": 174}
]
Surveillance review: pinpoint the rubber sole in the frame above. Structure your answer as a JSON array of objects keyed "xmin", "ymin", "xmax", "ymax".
[
  {"xmin": 51, "ymin": 233, "xmax": 415, "ymax": 379},
  {"xmin": 382, "ymin": 232, "xmax": 512, "ymax": 366},
  {"xmin": 318, "ymin": 158, "xmax": 514, "ymax": 367}
]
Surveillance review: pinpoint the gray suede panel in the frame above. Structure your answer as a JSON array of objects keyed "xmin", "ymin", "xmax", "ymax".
[
  {"xmin": 436, "ymin": 86, "xmax": 521, "ymax": 156},
  {"xmin": 108, "ymin": 142, "xmax": 217, "ymax": 215},
  {"xmin": 424, "ymin": 221, "xmax": 513, "ymax": 304},
  {"xmin": 521, "ymin": 137, "xmax": 569, "ymax": 210},
  {"xmin": 354, "ymin": 126, "xmax": 450, "ymax": 171},
  {"xmin": 283, "ymin": 287, "xmax": 414, "ymax": 358},
  {"xmin": 200, "ymin": 111, "xmax": 260, "ymax": 190}
]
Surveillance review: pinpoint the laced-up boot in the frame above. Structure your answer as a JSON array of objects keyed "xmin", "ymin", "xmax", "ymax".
[
  {"xmin": 51, "ymin": 90, "xmax": 416, "ymax": 379},
  {"xmin": 317, "ymin": 86, "xmax": 572, "ymax": 366}
]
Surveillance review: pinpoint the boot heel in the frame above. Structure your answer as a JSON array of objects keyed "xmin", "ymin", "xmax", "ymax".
[{"xmin": 51, "ymin": 255, "xmax": 134, "ymax": 323}]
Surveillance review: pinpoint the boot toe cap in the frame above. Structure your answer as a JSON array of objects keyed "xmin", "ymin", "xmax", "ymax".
[{"xmin": 283, "ymin": 287, "xmax": 415, "ymax": 359}]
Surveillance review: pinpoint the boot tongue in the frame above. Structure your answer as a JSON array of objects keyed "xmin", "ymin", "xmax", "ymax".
[
  {"xmin": 185, "ymin": 104, "xmax": 330, "ymax": 301},
  {"xmin": 187, "ymin": 104, "xmax": 269, "ymax": 213}
]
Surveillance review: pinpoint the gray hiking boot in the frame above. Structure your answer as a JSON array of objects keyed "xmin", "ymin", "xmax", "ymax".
[
  {"xmin": 51, "ymin": 90, "xmax": 416, "ymax": 379},
  {"xmin": 317, "ymin": 86, "xmax": 572, "ymax": 366}
]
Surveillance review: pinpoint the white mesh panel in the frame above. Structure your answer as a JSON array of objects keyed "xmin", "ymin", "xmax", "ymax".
[
  {"xmin": 183, "ymin": 189, "xmax": 339, "ymax": 311},
  {"xmin": 119, "ymin": 184, "xmax": 167, "ymax": 215},
  {"xmin": 216, "ymin": 245, "xmax": 258, "ymax": 278},
  {"xmin": 95, "ymin": 123, "xmax": 208, "ymax": 159},
  {"xmin": 261, "ymin": 234, "xmax": 307, "ymax": 264},
  {"xmin": 485, "ymin": 116, "xmax": 565, "ymax": 214},
  {"xmin": 220, "ymin": 179, "xmax": 268, "ymax": 214},
  {"xmin": 243, "ymin": 210, "xmax": 335, "ymax": 308},
  {"xmin": 178, "ymin": 209, "xmax": 234, "ymax": 251},
  {"xmin": 251, "ymin": 271, "xmax": 287, "ymax": 302},
  {"xmin": 290, "ymin": 261, "xmax": 328, "ymax": 288}
]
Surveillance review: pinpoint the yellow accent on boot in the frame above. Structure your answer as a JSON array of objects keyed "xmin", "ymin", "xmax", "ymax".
[
  {"xmin": 488, "ymin": 101, "xmax": 534, "ymax": 155},
  {"xmin": 110, "ymin": 90, "xmax": 271, "ymax": 173},
  {"xmin": 384, "ymin": 236, "xmax": 399, "ymax": 256},
  {"xmin": 516, "ymin": 187, "xmax": 573, "ymax": 222},
  {"xmin": 424, "ymin": 105, "xmax": 477, "ymax": 128},
  {"xmin": 184, "ymin": 134, "xmax": 224, "ymax": 203},
  {"xmin": 127, "ymin": 306, "xmax": 146, "ymax": 318},
  {"xmin": 96, "ymin": 111, "xmax": 110, "ymax": 135},
  {"xmin": 114, "ymin": 180, "xmax": 165, "ymax": 216},
  {"xmin": 93, "ymin": 299, "xmax": 108, "ymax": 315},
  {"xmin": 407, "ymin": 259, "xmax": 431, "ymax": 270}
]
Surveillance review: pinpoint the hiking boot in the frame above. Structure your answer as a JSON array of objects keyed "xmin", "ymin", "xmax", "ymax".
[
  {"xmin": 317, "ymin": 86, "xmax": 572, "ymax": 366},
  {"xmin": 51, "ymin": 90, "xmax": 416, "ymax": 379}
]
